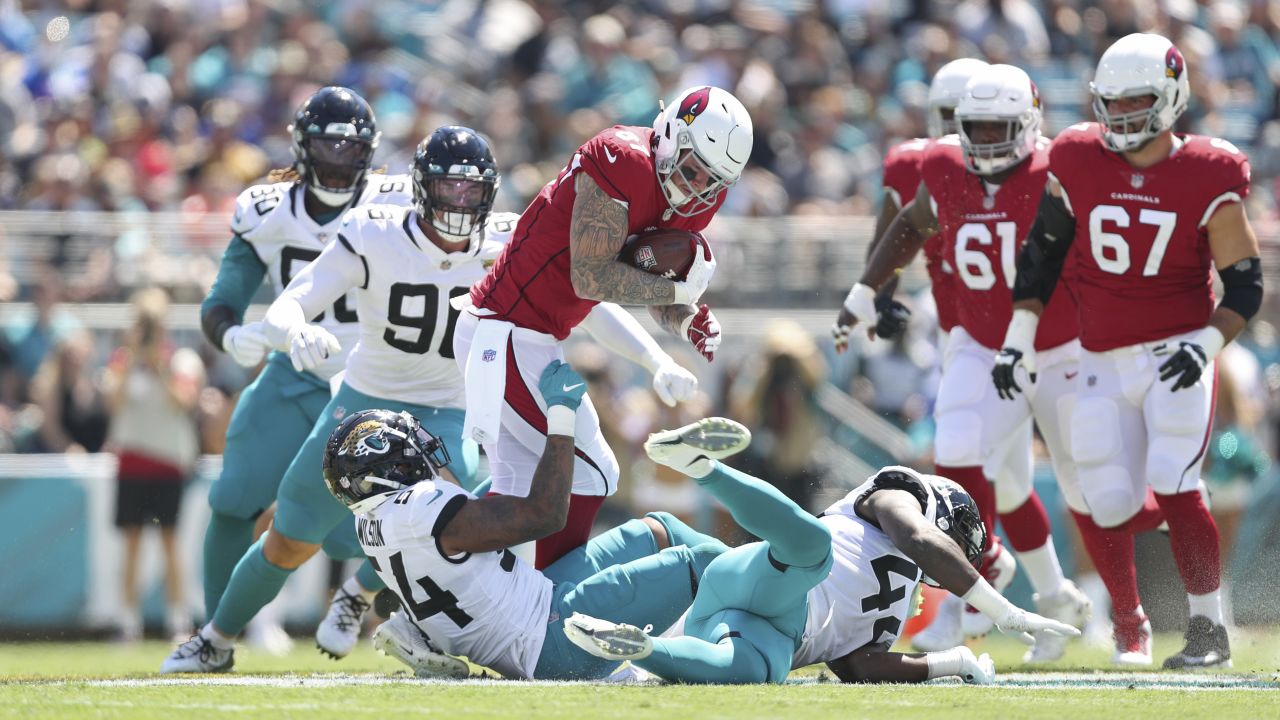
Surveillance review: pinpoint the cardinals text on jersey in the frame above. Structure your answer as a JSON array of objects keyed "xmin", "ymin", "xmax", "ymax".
[
  {"xmin": 471, "ymin": 126, "xmax": 727, "ymax": 340},
  {"xmin": 1049, "ymin": 123, "xmax": 1250, "ymax": 351},
  {"xmin": 923, "ymin": 137, "xmax": 1079, "ymax": 351},
  {"xmin": 882, "ymin": 138, "xmax": 959, "ymax": 332},
  {"xmin": 359, "ymin": 480, "xmax": 554, "ymax": 679},
  {"xmin": 335, "ymin": 207, "xmax": 519, "ymax": 406},
  {"xmin": 230, "ymin": 175, "xmax": 414, "ymax": 379}
]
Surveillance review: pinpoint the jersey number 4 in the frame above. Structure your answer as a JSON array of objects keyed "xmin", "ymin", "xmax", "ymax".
[
  {"xmin": 385, "ymin": 551, "xmax": 474, "ymax": 628},
  {"xmin": 384, "ymin": 283, "xmax": 468, "ymax": 357},
  {"xmin": 859, "ymin": 555, "xmax": 920, "ymax": 646}
]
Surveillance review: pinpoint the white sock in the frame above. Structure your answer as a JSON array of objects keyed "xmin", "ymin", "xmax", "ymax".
[
  {"xmin": 201, "ymin": 622, "xmax": 235, "ymax": 650},
  {"xmin": 1187, "ymin": 590, "xmax": 1224, "ymax": 626},
  {"xmin": 1016, "ymin": 539, "xmax": 1066, "ymax": 597},
  {"xmin": 342, "ymin": 576, "xmax": 378, "ymax": 604},
  {"xmin": 925, "ymin": 646, "xmax": 967, "ymax": 679}
]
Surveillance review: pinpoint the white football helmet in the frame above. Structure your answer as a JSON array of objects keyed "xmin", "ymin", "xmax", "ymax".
[
  {"xmin": 955, "ymin": 64, "xmax": 1043, "ymax": 176},
  {"xmin": 652, "ymin": 86, "xmax": 753, "ymax": 217},
  {"xmin": 1090, "ymin": 33, "xmax": 1189, "ymax": 152},
  {"xmin": 928, "ymin": 58, "xmax": 991, "ymax": 138}
]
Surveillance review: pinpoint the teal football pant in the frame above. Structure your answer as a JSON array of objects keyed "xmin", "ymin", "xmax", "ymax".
[
  {"xmin": 635, "ymin": 463, "xmax": 834, "ymax": 684},
  {"xmin": 533, "ymin": 512, "xmax": 728, "ymax": 680}
]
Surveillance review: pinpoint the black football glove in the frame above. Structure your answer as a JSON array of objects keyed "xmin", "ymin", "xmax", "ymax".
[
  {"xmin": 874, "ymin": 295, "xmax": 912, "ymax": 340},
  {"xmin": 992, "ymin": 348, "xmax": 1035, "ymax": 400},
  {"xmin": 1157, "ymin": 341, "xmax": 1208, "ymax": 392}
]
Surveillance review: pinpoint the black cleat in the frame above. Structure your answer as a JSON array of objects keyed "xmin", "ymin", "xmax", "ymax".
[{"xmin": 1162, "ymin": 615, "xmax": 1231, "ymax": 669}]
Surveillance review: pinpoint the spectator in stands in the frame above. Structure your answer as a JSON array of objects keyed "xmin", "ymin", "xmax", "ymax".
[
  {"xmin": 1, "ymin": 266, "xmax": 82, "ymax": 399},
  {"xmin": 104, "ymin": 287, "xmax": 204, "ymax": 642},
  {"xmin": 29, "ymin": 330, "xmax": 109, "ymax": 454}
]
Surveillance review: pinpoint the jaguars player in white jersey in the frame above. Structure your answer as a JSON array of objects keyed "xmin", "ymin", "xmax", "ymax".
[
  {"xmin": 316, "ymin": 367, "xmax": 732, "ymax": 681},
  {"xmin": 197, "ymin": 86, "xmax": 413, "ymax": 655},
  {"xmin": 566, "ymin": 428, "xmax": 1080, "ymax": 684},
  {"xmin": 164, "ymin": 125, "xmax": 510, "ymax": 673}
]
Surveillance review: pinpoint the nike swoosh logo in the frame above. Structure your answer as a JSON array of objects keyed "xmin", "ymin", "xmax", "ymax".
[
  {"xmin": 602, "ymin": 146, "xmax": 617, "ymax": 164},
  {"xmin": 562, "ymin": 382, "xmax": 585, "ymax": 392},
  {"xmin": 423, "ymin": 489, "xmax": 443, "ymax": 505}
]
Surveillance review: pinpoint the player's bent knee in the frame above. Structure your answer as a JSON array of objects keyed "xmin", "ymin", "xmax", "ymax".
[
  {"xmin": 1070, "ymin": 398, "xmax": 1122, "ymax": 467},
  {"xmin": 1077, "ymin": 464, "xmax": 1141, "ymax": 528},
  {"xmin": 934, "ymin": 411, "xmax": 983, "ymax": 467},
  {"xmin": 262, "ymin": 528, "xmax": 321, "ymax": 569}
]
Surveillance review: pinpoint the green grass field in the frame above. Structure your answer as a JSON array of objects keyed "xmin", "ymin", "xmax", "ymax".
[{"xmin": 2, "ymin": 630, "xmax": 1277, "ymax": 720}]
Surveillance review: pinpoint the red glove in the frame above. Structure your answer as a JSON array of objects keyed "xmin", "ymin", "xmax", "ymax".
[{"xmin": 682, "ymin": 304, "xmax": 721, "ymax": 362}]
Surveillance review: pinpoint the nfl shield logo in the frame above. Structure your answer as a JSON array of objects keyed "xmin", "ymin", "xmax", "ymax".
[
  {"xmin": 1130, "ymin": 174, "xmax": 1145, "ymax": 189},
  {"xmin": 482, "ymin": 349, "xmax": 497, "ymax": 362},
  {"xmin": 635, "ymin": 246, "xmax": 657, "ymax": 271},
  {"xmin": 333, "ymin": 406, "xmax": 347, "ymax": 420}
]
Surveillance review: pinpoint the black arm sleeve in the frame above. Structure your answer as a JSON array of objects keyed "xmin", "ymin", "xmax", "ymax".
[
  {"xmin": 1218, "ymin": 256, "xmax": 1263, "ymax": 320},
  {"xmin": 201, "ymin": 304, "xmax": 239, "ymax": 351},
  {"xmin": 1011, "ymin": 190, "xmax": 1077, "ymax": 305}
]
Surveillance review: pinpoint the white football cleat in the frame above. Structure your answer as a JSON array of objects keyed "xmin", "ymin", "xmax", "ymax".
[
  {"xmin": 563, "ymin": 612, "xmax": 654, "ymax": 661},
  {"xmin": 643, "ymin": 417, "xmax": 752, "ymax": 476},
  {"xmin": 371, "ymin": 612, "xmax": 469, "ymax": 679},
  {"xmin": 1023, "ymin": 579, "xmax": 1092, "ymax": 663},
  {"xmin": 911, "ymin": 593, "xmax": 964, "ymax": 652},
  {"xmin": 160, "ymin": 630, "xmax": 235, "ymax": 674},
  {"xmin": 962, "ymin": 542, "xmax": 1017, "ymax": 637},
  {"xmin": 1112, "ymin": 612, "xmax": 1153, "ymax": 666},
  {"xmin": 958, "ymin": 646, "xmax": 996, "ymax": 685},
  {"xmin": 316, "ymin": 587, "xmax": 372, "ymax": 659}
]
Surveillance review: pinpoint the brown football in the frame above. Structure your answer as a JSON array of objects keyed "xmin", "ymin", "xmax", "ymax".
[{"xmin": 618, "ymin": 228, "xmax": 703, "ymax": 282}]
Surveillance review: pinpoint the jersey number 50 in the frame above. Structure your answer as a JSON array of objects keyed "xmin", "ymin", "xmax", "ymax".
[{"xmin": 384, "ymin": 283, "xmax": 468, "ymax": 357}]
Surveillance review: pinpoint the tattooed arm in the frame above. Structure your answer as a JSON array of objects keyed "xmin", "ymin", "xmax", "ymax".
[
  {"xmin": 649, "ymin": 303, "xmax": 697, "ymax": 337},
  {"xmin": 569, "ymin": 173, "xmax": 678, "ymax": 305}
]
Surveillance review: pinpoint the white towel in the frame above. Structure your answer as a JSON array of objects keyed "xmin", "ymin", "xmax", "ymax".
[{"xmin": 462, "ymin": 317, "xmax": 515, "ymax": 445}]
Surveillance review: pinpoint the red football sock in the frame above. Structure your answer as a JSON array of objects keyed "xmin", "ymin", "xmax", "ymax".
[
  {"xmin": 935, "ymin": 465, "xmax": 995, "ymax": 553},
  {"xmin": 534, "ymin": 494, "xmax": 606, "ymax": 570},
  {"xmin": 999, "ymin": 493, "xmax": 1052, "ymax": 552},
  {"xmin": 1113, "ymin": 486, "xmax": 1166, "ymax": 534},
  {"xmin": 1072, "ymin": 510, "xmax": 1141, "ymax": 616},
  {"xmin": 1153, "ymin": 490, "xmax": 1221, "ymax": 595}
]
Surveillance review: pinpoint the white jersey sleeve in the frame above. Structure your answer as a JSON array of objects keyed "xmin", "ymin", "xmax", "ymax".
[
  {"xmin": 339, "ymin": 209, "xmax": 516, "ymax": 407},
  {"xmin": 358, "ymin": 481, "xmax": 554, "ymax": 679}
]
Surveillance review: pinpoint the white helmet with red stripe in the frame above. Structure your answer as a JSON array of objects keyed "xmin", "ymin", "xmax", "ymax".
[
  {"xmin": 1090, "ymin": 33, "xmax": 1190, "ymax": 152},
  {"xmin": 956, "ymin": 64, "xmax": 1043, "ymax": 175}
]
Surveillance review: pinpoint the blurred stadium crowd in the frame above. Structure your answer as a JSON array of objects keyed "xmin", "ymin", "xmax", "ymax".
[{"xmin": 1, "ymin": 0, "xmax": 1279, "ymax": 530}]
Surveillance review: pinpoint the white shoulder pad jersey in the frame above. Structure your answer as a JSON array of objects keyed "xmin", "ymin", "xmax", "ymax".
[
  {"xmin": 336, "ymin": 209, "xmax": 519, "ymax": 406},
  {"xmin": 793, "ymin": 466, "xmax": 938, "ymax": 669},
  {"xmin": 357, "ymin": 480, "xmax": 554, "ymax": 679},
  {"xmin": 230, "ymin": 175, "xmax": 414, "ymax": 379}
]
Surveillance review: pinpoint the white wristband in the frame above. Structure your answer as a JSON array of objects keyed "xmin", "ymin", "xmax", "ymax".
[
  {"xmin": 1190, "ymin": 326, "xmax": 1226, "ymax": 361},
  {"xmin": 925, "ymin": 646, "xmax": 966, "ymax": 680},
  {"xmin": 842, "ymin": 283, "xmax": 877, "ymax": 319},
  {"xmin": 961, "ymin": 577, "xmax": 1013, "ymax": 621},
  {"xmin": 546, "ymin": 405, "xmax": 576, "ymax": 437},
  {"xmin": 1002, "ymin": 308, "xmax": 1040, "ymax": 351}
]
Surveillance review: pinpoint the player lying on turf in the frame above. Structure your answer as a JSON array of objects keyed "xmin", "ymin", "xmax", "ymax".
[
  {"xmin": 564, "ymin": 423, "xmax": 1080, "ymax": 684},
  {"xmin": 320, "ymin": 360, "xmax": 732, "ymax": 680}
]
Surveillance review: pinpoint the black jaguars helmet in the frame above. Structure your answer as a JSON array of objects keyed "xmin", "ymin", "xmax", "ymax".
[
  {"xmin": 290, "ymin": 87, "xmax": 380, "ymax": 206},
  {"xmin": 322, "ymin": 409, "xmax": 451, "ymax": 514},
  {"xmin": 412, "ymin": 125, "xmax": 500, "ymax": 242},
  {"xmin": 865, "ymin": 467, "xmax": 987, "ymax": 585}
]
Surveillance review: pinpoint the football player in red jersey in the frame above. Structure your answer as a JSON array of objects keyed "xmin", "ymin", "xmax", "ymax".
[
  {"xmin": 996, "ymin": 33, "xmax": 1261, "ymax": 669},
  {"xmin": 835, "ymin": 65, "xmax": 1092, "ymax": 662},
  {"xmin": 456, "ymin": 86, "xmax": 753, "ymax": 569},
  {"xmin": 834, "ymin": 57, "xmax": 988, "ymax": 348}
]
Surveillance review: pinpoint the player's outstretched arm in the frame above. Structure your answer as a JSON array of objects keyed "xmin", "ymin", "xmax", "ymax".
[
  {"xmin": 827, "ymin": 645, "xmax": 994, "ymax": 685},
  {"xmin": 581, "ymin": 303, "xmax": 698, "ymax": 406},
  {"xmin": 437, "ymin": 361, "xmax": 588, "ymax": 556},
  {"xmin": 568, "ymin": 175, "xmax": 709, "ymax": 306},
  {"xmin": 833, "ymin": 181, "xmax": 936, "ymax": 350},
  {"xmin": 262, "ymin": 239, "xmax": 365, "ymax": 371},
  {"xmin": 202, "ymin": 236, "xmax": 272, "ymax": 366}
]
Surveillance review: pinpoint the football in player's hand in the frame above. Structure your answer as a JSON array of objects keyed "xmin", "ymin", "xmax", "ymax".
[{"xmin": 618, "ymin": 228, "xmax": 703, "ymax": 282}]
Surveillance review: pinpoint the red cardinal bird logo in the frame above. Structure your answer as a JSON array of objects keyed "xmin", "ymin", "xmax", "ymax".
[{"xmin": 678, "ymin": 87, "xmax": 712, "ymax": 125}]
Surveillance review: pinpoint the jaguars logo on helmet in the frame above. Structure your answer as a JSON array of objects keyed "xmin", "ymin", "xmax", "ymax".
[
  {"xmin": 412, "ymin": 126, "xmax": 500, "ymax": 243},
  {"xmin": 323, "ymin": 409, "xmax": 451, "ymax": 514},
  {"xmin": 290, "ymin": 86, "xmax": 381, "ymax": 207}
]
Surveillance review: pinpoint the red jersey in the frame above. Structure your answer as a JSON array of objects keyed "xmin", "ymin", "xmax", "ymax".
[
  {"xmin": 883, "ymin": 138, "xmax": 959, "ymax": 332},
  {"xmin": 1049, "ymin": 123, "xmax": 1250, "ymax": 351},
  {"xmin": 472, "ymin": 126, "xmax": 726, "ymax": 340},
  {"xmin": 923, "ymin": 137, "xmax": 1079, "ymax": 351}
]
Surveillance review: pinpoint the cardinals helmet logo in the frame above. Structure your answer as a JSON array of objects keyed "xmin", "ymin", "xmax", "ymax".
[
  {"xmin": 1165, "ymin": 46, "xmax": 1185, "ymax": 79},
  {"xmin": 678, "ymin": 87, "xmax": 713, "ymax": 125}
]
